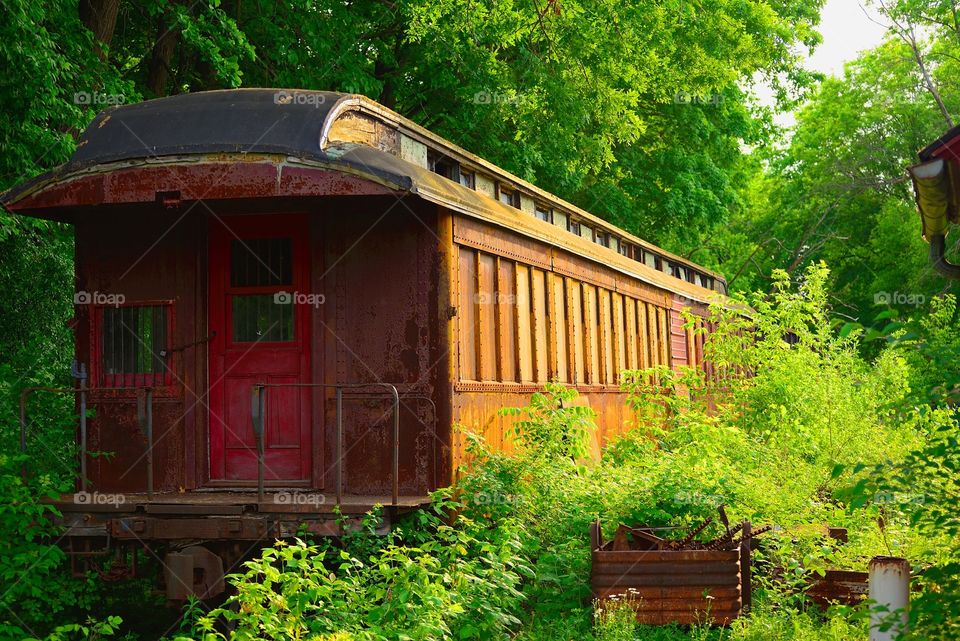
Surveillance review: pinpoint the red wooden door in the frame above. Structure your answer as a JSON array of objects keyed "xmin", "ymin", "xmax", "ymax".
[{"xmin": 208, "ymin": 215, "xmax": 312, "ymax": 482}]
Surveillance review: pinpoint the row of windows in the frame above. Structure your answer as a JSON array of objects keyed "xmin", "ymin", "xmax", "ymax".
[
  {"xmin": 456, "ymin": 246, "xmax": 672, "ymax": 386},
  {"xmin": 428, "ymin": 151, "xmax": 726, "ymax": 295}
]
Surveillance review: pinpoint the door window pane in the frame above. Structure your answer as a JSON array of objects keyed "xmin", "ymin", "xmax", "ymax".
[
  {"xmin": 230, "ymin": 238, "xmax": 292, "ymax": 287},
  {"xmin": 232, "ymin": 294, "xmax": 293, "ymax": 342}
]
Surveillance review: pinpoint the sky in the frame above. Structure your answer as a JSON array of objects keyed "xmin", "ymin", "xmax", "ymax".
[
  {"xmin": 764, "ymin": 0, "xmax": 888, "ymax": 128},
  {"xmin": 808, "ymin": 0, "xmax": 888, "ymax": 76}
]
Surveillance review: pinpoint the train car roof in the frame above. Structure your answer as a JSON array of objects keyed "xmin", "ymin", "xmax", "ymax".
[
  {"xmin": 1, "ymin": 88, "xmax": 726, "ymax": 301},
  {"xmin": 919, "ymin": 122, "xmax": 960, "ymax": 161}
]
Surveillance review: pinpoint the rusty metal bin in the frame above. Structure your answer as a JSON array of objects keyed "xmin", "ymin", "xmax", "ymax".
[
  {"xmin": 805, "ymin": 569, "xmax": 869, "ymax": 606},
  {"xmin": 590, "ymin": 522, "xmax": 747, "ymax": 625}
]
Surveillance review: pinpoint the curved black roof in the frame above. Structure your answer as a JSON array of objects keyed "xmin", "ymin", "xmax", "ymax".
[{"xmin": 67, "ymin": 89, "xmax": 346, "ymax": 172}]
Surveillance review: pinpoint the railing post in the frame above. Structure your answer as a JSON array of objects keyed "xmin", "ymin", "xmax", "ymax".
[
  {"xmin": 740, "ymin": 520, "xmax": 752, "ymax": 614},
  {"xmin": 251, "ymin": 385, "xmax": 265, "ymax": 502},
  {"xmin": 336, "ymin": 386, "xmax": 343, "ymax": 507},
  {"xmin": 145, "ymin": 388, "xmax": 153, "ymax": 499},
  {"xmin": 77, "ymin": 365, "xmax": 88, "ymax": 492},
  {"xmin": 390, "ymin": 385, "xmax": 399, "ymax": 506}
]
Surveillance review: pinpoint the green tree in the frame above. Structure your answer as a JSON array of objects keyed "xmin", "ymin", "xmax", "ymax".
[{"xmin": 710, "ymin": 9, "xmax": 960, "ymax": 320}]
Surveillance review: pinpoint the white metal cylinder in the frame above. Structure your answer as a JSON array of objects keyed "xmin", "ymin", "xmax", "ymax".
[{"xmin": 869, "ymin": 556, "xmax": 910, "ymax": 641}]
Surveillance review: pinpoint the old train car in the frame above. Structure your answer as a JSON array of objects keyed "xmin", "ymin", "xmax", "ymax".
[{"xmin": 2, "ymin": 89, "xmax": 726, "ymax": 595}]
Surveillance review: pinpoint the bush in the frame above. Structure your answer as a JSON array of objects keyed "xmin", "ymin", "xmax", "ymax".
[{"xmin": 176, "ymin": 506, "xmax": 529, "ymax": 641}]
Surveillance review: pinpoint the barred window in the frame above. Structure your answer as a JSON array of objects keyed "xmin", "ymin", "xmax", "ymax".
[{"xmin": 98, "ymin": 304, "xmax": 172, "ymax": 387}]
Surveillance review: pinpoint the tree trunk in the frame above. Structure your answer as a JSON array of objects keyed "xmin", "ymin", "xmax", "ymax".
[
  {"xmin": 79, "ymin": 0, "xmax": 120, "ymax": 54},
  {"xmin": 147, "ymin": 10, "xmax": 182, "ymax": 97}
]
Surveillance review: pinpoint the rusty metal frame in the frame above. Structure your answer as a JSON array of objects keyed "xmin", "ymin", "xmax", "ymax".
[{"xmin": 251, "ymin": 382, "xmax": 401, "ymax": 506}]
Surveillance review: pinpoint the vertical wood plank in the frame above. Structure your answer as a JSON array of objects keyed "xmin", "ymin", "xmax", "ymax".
[
  {"xmin": 496, "ymin": 258, "xmax": 517, "ymax": 383},
  {"xmin": 625, "ymin": 297, "xmax": 638, "ymax": 370},
  {"xmin": 638, "ymin": 300, "xmax": 650, "ymax": 370},
  {"xmin": 548, "ymin": 272, "xmax": 568, "ymax": 382},
  {"xmin": 515, "ymin": 264, "xmax": 533, "ymax": 382},
  {"xmin": 531, "ymin": 268, "xmax": 548, "ymax": 383},
  {"xmin": 567, "ymin": 278, "xmax": 584, "ymax": 384},
  {"xmin": 658, "ymin": 306, "xmax": 670, "ymax": 367},
  {"xmin": 457, "ymin": 247, "xmax": 477, "ymax": 380},
  {"xmin": 599, "ymin": 289, "xmax": 613, "ymax": 385},
  {"xmin": 477, "ymin": 253, "xmax": 497, "ymax": 381},
  {"xmin": 647, "ymin": 303, "xmax": 660, "ymax": 368},
  {"xmin": 583, "ymin": 284, "xmax": 600, "ymax": 384},
  {"xmin": 612, "ymin": 292, "xmax": 626, "ymax": 382}
]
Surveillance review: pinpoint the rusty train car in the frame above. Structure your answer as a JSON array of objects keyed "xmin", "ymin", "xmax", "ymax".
[{"xmin": 1, "ymin": 89, "xmax": 726, "ymax": 596}]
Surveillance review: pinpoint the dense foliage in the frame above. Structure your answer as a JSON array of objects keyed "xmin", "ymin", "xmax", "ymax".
[
  {"xmin": 20, "ymin": 264, "xmax": 951, "ymax": 641},
  {"xmin": 5, "ymin": 0, "xmax": 960, "ymax": 639}
]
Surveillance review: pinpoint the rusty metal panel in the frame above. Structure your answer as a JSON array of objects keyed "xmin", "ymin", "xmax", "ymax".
[
  {"xmin": 583, "ymin": 284, "xmax": 600, "ymax": 384},
  {"xmin": 530, "ymin": 268, "xmax": 549, "ymax": 383},
  {"xmin": 514, "ymin": 265, "xmax": 534, "ymax": 383},
  {"xmin": 496, "ymin": 258, "xmax": 518, "ymax": 383},
  {"xmin": 567, "ymin": 278, "xmax": 585, "ymax": 384},
  {"xmin": 591, "ymin": 548, "xmax": 743, "ymax": 626},
  {"xmin": 477, "ymin": 253, "xmax": 498, "ymax": 381},
  {"xmin": 111, "ymin": 516, "xmax": 269, "ymax": 540},
  {"xmin": 457, "ymin": 247, "xmax": 478, "ymax": 381},
  {"xmin": 322, "ymin": 199, "xmax": 440, "ymax": 495},
  {"xmin": 547, "ymin": 273, "xmax": 568, "ymax": 381},
  {"xmin": 75, "ymin": 210, "xmax": 202, "ymax": 494},
  {"xmin": 806, "ymin": 570, "xmax": 869, "ymax": 606}
]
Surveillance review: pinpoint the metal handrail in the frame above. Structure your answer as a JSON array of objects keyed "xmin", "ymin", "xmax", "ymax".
[
  {"xmin": 21, "ymin": 371, "xmax": 423, "ymax": 508},
  {"xmin": 19, "ymin": 366, "xmax": 156, "ymax": 498},
  {"xmin": 251, "ymin": 382, "xmax": 402, "ymax": 505}
]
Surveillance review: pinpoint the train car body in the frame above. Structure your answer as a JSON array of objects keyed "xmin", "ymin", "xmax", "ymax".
[{"xmin": 2, "ymin": 90, "xmax": 726, "ymax": 591}]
